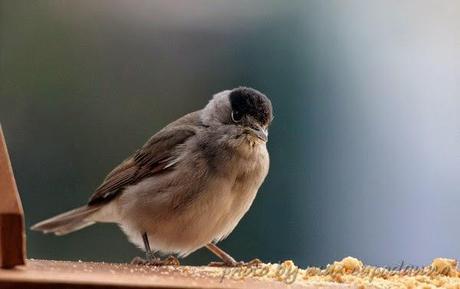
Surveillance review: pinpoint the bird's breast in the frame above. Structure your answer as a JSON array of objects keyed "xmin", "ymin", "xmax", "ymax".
[
  {"xmin": 115, "ymin": 139, "xmax": 269, "ymax": 255},
  {"xmin": 205, "ymin": 142, "xmax": 269, "ymax": 241}
]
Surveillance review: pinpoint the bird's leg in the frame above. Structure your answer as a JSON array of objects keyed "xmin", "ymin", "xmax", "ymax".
[
  {"xmin": 142, "ymin": 232, "xmax": 156, "ymax": 262},
  {"xmin": 206, "ymin": 243, "xmax": 262, "ymax": 267},
  {"xmin": 206, "ymin": 243, "xmax": 237, "ymax": 266},
  {"xmin": 131, "ymin": 233, "xmax": 180, "ymax": 266},
  {"xmin": 131, "ymin": 232, "xmax": 158, "ymax": 265}
]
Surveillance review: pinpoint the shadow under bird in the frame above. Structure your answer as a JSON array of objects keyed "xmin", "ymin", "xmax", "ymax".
[{"xmin": 32, "ymin": 87, "xmax": 273, "ymax": 266}]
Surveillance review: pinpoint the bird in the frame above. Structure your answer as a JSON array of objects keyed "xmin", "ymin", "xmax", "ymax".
[{"xmin": 32, "ymin": 87, "xmax": 273, "ymax": 266}]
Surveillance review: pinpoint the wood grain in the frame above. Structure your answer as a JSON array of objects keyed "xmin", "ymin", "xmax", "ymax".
[
  {"xmin": 0, "ymin": 125, "xmax": 26, "ymax": 268},
  {"xmin": 0, "ymin": 259, "xmax": 359, "ymax": 289}
]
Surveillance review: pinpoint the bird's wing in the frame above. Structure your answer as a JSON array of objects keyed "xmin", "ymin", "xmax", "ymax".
[{"xmin": 88, "ymin": 111, "xmax": 202, "ymax": 206}]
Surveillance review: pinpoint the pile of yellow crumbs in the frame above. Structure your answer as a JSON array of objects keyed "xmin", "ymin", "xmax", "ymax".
[{"xmin": 206, "ymin": 257, "xmax": 460, "ymax": 288}]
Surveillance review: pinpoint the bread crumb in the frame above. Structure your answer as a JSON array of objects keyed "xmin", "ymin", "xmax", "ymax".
[
  {"xmin": 431, "ymin": 258, "xmax": 457, "ymax": 276},
  {"xmin": 204, "ymin": 257, "xmax": 460, "ymax": 289},
  {"xmin": 335, "ymin": 256, "xmax": 363, "ymax": 273}
]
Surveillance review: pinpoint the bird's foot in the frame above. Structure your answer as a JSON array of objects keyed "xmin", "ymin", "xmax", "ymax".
[
  {"xmin": 131, "ymin": 255, "xmax": 180, "ymax": 266},
  {"xmin": 162, "ymin": 255, "xmax": 181, "ymax": 266},
  {"xmin": 208, "ymin": 258, "xmax": 263, "ymax": 267}
]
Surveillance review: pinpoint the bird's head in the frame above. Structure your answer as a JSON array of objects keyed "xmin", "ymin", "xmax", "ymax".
[{"xmin": 202, "ymin": 87, "xmax": 273, "ymax": 142}]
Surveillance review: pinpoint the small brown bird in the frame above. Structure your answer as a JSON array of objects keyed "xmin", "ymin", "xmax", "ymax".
[{"xmin": 32, "ymin": 87, "xmax": 273, "ymax": 266}]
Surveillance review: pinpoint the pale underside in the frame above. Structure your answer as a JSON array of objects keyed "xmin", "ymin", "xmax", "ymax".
[{"xmin": 92, "ymin": 130, "xmax": 269, "ymax": 257}]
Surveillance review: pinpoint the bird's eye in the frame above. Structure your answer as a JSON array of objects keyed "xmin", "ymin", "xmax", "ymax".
[{"xmin": 231, "ymin": 111, "xmax": 243, "ymax": 123}]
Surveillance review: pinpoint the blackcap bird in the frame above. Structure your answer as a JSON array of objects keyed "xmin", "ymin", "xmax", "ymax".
[{"xmin": 32, "ymin": 87, "xmax": 273, "ymax": 266}]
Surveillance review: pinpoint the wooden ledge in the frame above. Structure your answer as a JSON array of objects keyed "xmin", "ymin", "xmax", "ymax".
[{"xmin": 0, "ymin": 259, "xmax": 353, "ymax": 289}]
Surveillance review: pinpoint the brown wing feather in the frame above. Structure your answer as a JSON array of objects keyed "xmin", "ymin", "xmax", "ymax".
[{"xmin": 88, "ymin": 111, "xmax": 202, "ymax": 205}]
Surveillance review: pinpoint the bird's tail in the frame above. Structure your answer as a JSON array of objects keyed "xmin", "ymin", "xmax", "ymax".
[{"xmin": 31, "ymin": 205, "xmax": 100, "ymax": 236}]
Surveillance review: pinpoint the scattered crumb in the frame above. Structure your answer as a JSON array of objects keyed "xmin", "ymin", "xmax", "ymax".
[
  {"xmin": 431, "ymin": 258, "xmax": 457, "ymax": 277},
  {"xmin": 205, "ymin": 256, "xmax": 460, "ymax": 288},
  {"xmin": 337, "ymin": 256, "xmax": 364, "ymax": 273}
]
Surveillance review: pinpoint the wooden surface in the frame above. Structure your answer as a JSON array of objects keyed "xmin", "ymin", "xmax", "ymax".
[
  {"xmin": 0, "ymin": 259, "xmax": 358, "ymax": 289},
  {"xmin": 0, "ymin": 125, "xmax": 26, "ymax": 268}
]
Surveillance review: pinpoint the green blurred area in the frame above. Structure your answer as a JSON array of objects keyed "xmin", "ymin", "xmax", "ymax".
[
  {"xmin": 0, "ymin": 0, "xmax": 308, "ymax": 266},
  {"xmin": 1, "ymin": 0, "xmax": 460, "ymax": 267}
]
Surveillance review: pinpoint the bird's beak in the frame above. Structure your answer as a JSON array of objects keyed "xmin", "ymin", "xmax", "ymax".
[{"xmin": 245, "ymin": 125, "xmax": 268, "ymax": 142}]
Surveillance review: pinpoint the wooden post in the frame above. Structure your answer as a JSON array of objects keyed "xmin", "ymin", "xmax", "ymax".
[{"xmin": 0, "ymin": 125, "xmax": 26, "ymax": 268}]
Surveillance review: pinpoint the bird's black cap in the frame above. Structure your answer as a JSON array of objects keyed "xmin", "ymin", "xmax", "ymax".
[{"xmin": 229, "ymin": 87, "xmax": 273, "ymax": 126}]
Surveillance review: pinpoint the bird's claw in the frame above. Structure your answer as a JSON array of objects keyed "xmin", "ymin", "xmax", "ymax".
[
  {"xmin": 163, "ymin": 255, "xmax": 181, "ymax": 266},
  {"xmin": 131, "ymin": 256, "xmax": 151, "ymax": 265},
  {"xmin": 131, "ymin": 255, "xmax": 180, "ymax": 266}
]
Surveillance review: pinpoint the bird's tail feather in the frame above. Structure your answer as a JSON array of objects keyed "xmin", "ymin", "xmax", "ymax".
[{"xmin": 31, "ymin": 205, "xmax": 100, "ymax": 236}]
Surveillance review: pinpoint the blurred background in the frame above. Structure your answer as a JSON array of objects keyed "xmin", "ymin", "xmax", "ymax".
[{"xmin": 1, "ymin": 0, "xmax": 459, "ymax": 268}]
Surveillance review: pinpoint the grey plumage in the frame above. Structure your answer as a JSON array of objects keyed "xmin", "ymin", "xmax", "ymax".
[{"xmin": 32, "ymin": 87, "xmax": 273, "ymax": 263}]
